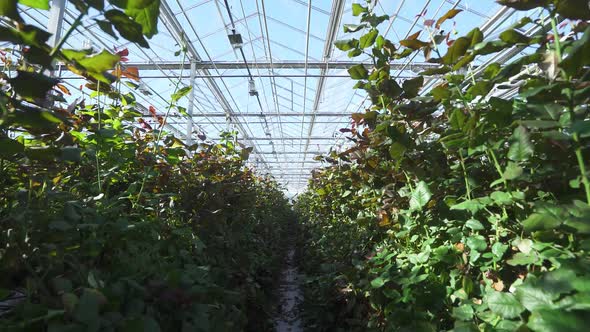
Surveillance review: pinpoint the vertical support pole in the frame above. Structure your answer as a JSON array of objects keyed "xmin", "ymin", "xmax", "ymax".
[
  {"xmin": 186, "ymin": 60, "xmax": 196, "ymax": 145},
  {"xmin": 47, "ymin": 0, "xmax": 67, "ymax": 48}
]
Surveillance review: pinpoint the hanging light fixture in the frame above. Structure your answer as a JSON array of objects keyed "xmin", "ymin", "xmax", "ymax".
[
  {"xmin": 248, "ymin": 79, "xmax": 258, "ymax": 96},
  {"xmin": 228, "ymin": 30, "xmax": 243, "ymax": 49},
  {"xmin": 83, "ymin": 39, "xmax": 93, "ymax": 50}
]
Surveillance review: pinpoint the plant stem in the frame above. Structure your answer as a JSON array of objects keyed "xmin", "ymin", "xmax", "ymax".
[
  {"xmin": 573, "ymin": 133, "xmax": 590, "ymax": 204},
  {"xmin": 95, "ymin": 81, "xmax": 102, "ymax": 192},
  {"xmin": 488, "ymin": 147, "xmax": 508, "ymax": 189},
  {"xmin": 550, "ymin": 16, "xmax": 562, "ymax": 62},
  {"xmin": 459, "ymin": 150, "xmax": 472, "ymax": 200}
]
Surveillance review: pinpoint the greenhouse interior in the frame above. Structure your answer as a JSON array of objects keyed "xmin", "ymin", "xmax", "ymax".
[{"xmin": 1, "ymin": 0, "xmax": 590, "ymax": 331}]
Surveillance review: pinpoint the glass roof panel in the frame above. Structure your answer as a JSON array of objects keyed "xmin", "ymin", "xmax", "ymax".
[{"xmin": 11, "ymin": 0, "xmax": 543, "ymax": 193}]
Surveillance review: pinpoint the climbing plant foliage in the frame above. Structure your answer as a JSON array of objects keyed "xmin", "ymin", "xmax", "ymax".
[
  {"xmin": 295, "ymin": 0, "xmax": 590, "ymax": 331},
  {"xmin": 0, "ymin": 1, "xmax": 291, "ymax": 331}
]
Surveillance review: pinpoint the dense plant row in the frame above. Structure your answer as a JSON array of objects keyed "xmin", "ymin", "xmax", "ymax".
[
  {"xmin": 1, "ymin": 1, "xmax": 291, "ymax": 331},
  {"xmin": 295, "ymin": 1, "xmax": 590, "ymax": 331}
]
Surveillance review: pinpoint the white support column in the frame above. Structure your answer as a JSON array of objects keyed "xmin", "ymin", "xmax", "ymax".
[
  {"xmin": 186, "ymin": 60, "xmax": 196, "ymax": 146},
  {"xmin": 47, "ymin": 0, "xmax": 67, "ymax": 47}
]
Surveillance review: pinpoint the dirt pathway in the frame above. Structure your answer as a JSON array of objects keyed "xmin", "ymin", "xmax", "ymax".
[{"xmin": 274, "ymin": 240, "xmax": 303, "ymax": 332}]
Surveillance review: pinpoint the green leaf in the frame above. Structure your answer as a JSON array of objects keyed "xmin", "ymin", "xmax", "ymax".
[
  {"xmin": 73, "ymin": 289, "xmax": 100, "ymax": 324},
  {"xmin": 125, "ymin": 0, "xmax": 160, "ymax": 38},
  {"xmin": 0, "ymin": 288, "xmax": 11, "ymax": 300},
  {"xmin": 500, "ymin": 29, "xmax": 531, "ymax": 44},
  {"xmin": 503, "ymin": 162, "xmax": 523, "ymax": 180},
  {"xmin": 371, "ymin": 277, "xmax": 386, "ymax": 288},
  {"xmin": 453, "ymin": 54, "xmax": 475, "ymax": 70},
  {"xmin": 515, "ymin": 283, "xmax": 554, "ymax": 311},
  {"xmin": 348, "ymin": 64, "xmax": 368, "ymax": 79},
  {"xmin": 351, "ymin": 3, "xmax": 367, "ymax": 16},
  {"xmin": 9, "ymin": 71, "xmax": 59, "ymax": 101},
  {"xmin": 61, "ymin": 293, "xmax": 78, "ymax": 313},
  {"xmin": 0, "ymin": 0, "xmax": 21, "ymax": 21},
  {"xmin": 522, "ymin": 213, "xmax": 561, "ymax": 232},
  {"xmin": 513, "ymin": 238, "xmax": 533, "ymax": 254},
  {"xmin": 430, "ymin": 85, "xmax": 452, "ymax": 101},
  {"xmin": 466, "ymin": 235, "xmax": 487, "ymax": 252},
  {"xmin": 486, "ymin": 291, "xmax": 524, "ymax": 319},
  {"xmin": 389, "ymin": 142, "xmax": 407, "ymax": 160},
  {"xmin": 491, "ymin": 191, "xmax": 513, "ymax": 205},
  {"xmin": 452, "ymin": 304, "xmax": 474, "ymax": 321},
  {"xmin": 143, "ymin": 316, "xmax": 161, "ymax": 332},
  {"xmin": 496, "ymin": 0, "xmax": 549, "ymax": 10},
  {"xmin": 95, "ymin": 19, "xmax": 119, "ymax": 39},
  {"xmin": 466, "ymin": 28, "xmax": 484, "ymax": 47},
  {"xmin": 60, "ymin": 147, "xmax": 82, "ymax": 162},
  {"xmin": 105, "ymin": 9, "xmax": 149, "ymax": 48},
  {"xmin": 572, "ymin": 120, "xmax": 590, "ymax": 138},
  {"xmin": 171, "ymin": 86, "xmax": 192, "ymax": 103},
  {"xmin": 334, "ymin": 39, "xmax": 358, "ymax": 51},
  {"xmin": 467, "ymin": 80, "xmax": 492, "ymax": 97},
  {"xmin": 491, "ymin": 242, "xmax": 508, "ymax": 258},
  {"xmin": 359, "ymin": 29, "xmax": 378, "ymax": 48},
  {"xmin": 450, "ymin": 198, "xmax": 491, "ymax": 214},
  {"xmin": 343, "ymin": 24, "xmax": 366, "ymax": 33},
  {"xmin": 80, "ymin": 51, "xmax": 120, "ymax": 73},
  {"xmin": 507, "ymin": 252, "xmax": 539, "ymax": 266},
  {"xmin": 435, "ymin": 9, "xmax": 462, "ymax": 28},
  {"xmin": 0, "ymin": 137, "xmax": 25, "ymax": 158},
  {"xmin": 519, "ymin": 120, "xmax": 560, "ymax": 129},
  {"xmin": 51, "ymin": 277, "xmax": 73, "ymax": 294},
  {"xmin": 400, "ymin": 38, "xmax": 429, "ymax": 50},
  {"xmin": 508, "ymin": 126, "xmax": 533, "ymax": 161},
  {"xmin": 465, "ymin": 219, "xmax": 484, "ymax": 230},
  {"xmin": 402, "ymin": 76, "xmax": 424, "ymax": 98},
  {"xmin": 561, "ymin": 26, "xmax": 590, "ymax": 75},
  {"xmin": 528, "ymin": 309, "xmax": 586, "ymax": 332},
  {"xmin": 538, "ymin": 268, "xmax": 577, "ymax": 297},
  {"xmin": 442, "ymin": 37, "xmax": 470, "ymax": 65},
  {"xmin": 473, "ymin": 40, "xmax": 509, "ymax": 55},
  {"xmin": 19, "ymin": 0, "xmax": 49, "ymax": 9},
  {"xmin": 348, "ymin": 48, "xmax": 362, "ymax": 58},
  {"xmin": 409, "ymin": 181, "xmax": 432, "ymax": 211},
  {"xmin": 556, "ymin": 0, "xmax": 590, "ymax": 20}
]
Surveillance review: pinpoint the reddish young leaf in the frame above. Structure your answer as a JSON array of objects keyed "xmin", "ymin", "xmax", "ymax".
[
  {"xmin": 149, "ymin": 105, "xmax": 157, "ymax": 118},
  {"xmin": 55, "ymin": 84, "xmax": 71, "ymax": 95},
  {"xmin": 115, "ymin": 48, "xmax": 129, "ymax": 56}
]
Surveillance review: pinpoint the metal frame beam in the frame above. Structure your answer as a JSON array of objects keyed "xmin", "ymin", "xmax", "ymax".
[
  {"xmin": 67, "ymin": 60, "xmax": 436, "ymax": 70},
  {"xmin": 186, "ymin": 60, "xmax": 196, "ymax": 145},
  {"xmin": 209, "ymin": 136, "xmax": 338, "ymax": 141},
  {"xmin": 163, "ymin": 112, "xmax": 351, "ymax": 117},
  {"xmin": 254, "ymin": 152, "xmax": 322, "ymax": 155},
  {"xmin": 47, "ymin": 0, "xmax": 66, "ymax": 47},
  {"xmin": 302, "ymin": 0, "xmax": 346, "ymax": 167}
]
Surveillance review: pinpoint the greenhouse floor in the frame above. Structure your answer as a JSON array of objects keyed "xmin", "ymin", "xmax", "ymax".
[{"xmin": 274, "ymin": 234, "xmax": 303, "ymax": 332}]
